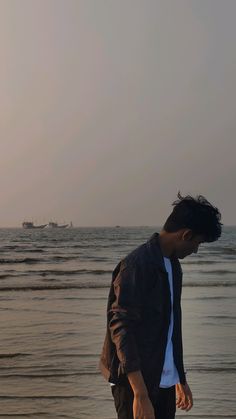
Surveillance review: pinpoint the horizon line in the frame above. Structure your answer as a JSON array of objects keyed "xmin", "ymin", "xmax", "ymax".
[{"xmin": 0, "ymin": 225, "xmax": 234, "ymax": 229}]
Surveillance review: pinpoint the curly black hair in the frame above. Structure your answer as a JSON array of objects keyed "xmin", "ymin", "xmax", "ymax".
[{"xmin": 163, "ymin": 191, "xmax": 222, "ymax": 242}]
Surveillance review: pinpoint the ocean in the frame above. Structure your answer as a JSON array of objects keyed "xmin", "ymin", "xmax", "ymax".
[{"xmin": 0, "ymin": 226, "xmax": 235, "ymax": 419}]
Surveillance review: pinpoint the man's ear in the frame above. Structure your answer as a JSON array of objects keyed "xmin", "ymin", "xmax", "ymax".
[{"xmin": 182, "ymin": 229, "xmax": 193, "ymax": 241}]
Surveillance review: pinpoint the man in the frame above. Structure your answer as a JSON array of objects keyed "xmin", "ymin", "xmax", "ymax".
[{"xmin": 99, "ymin": 192, "xmax": 222, "ymax": 419}]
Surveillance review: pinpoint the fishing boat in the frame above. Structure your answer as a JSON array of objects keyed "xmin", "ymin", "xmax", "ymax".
[
  {"xmin": 47, "ymin": 222, "xmax": 69, "ymax": 229},
  {"xmin": 22, "ymin": 222, "xmax": 47, "ymax": 229}
]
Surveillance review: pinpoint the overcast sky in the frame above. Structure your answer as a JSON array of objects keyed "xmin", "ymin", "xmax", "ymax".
[{"xmin": 0, "ymin": 0, "xmax": 235, "ymax": 227}]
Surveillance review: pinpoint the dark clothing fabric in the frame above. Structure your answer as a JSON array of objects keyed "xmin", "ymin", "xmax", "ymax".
[
  {"xmin": 111, "ymin": 375, "xmax": 176, "ymax": 419},
  {"xmin": 99, "ymin": 232, "xmax": 186, "ymax": 398}
]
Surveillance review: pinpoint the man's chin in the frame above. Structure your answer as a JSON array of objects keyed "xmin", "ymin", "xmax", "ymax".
[
  {"xmin": 178, "ymin": 254, "xmax": 187, "ymax": 259},
  {"xmin": 174, "ymin": 251, "xmax": 188, "ymax": 259}
]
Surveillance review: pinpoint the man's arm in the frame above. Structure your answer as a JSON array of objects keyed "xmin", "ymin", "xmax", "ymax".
[
  {"xmin": 108, "ymin": 260, "xmax": 143, "ymax": 374},
  {"xmin": 127, "ymin": 370, "xmax": 148, "ymax": 397},
  {"xmin": 127, "ymin": 370, "xmax": 155, "ymax": 419},
  {"xmin": 108, "ymin": 260, "xmax": 155, "ymax": 419}
]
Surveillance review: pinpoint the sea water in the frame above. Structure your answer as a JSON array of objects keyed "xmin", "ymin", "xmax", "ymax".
[{"xmin": 0, "ymin": 226, "xmax": 235, "ymax": 418}]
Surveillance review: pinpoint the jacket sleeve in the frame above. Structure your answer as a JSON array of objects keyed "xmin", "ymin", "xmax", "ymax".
[{"xmin": 108, "ymin": 258, "xmax": 144, "ymax": 375}]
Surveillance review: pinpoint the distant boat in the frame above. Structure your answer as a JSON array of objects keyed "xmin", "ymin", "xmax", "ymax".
[
  {"xmin": 47, "ymin": 222, "xmax": 69, "ymax": 229},
  {"xmin": 22, "ymin": 222, "xmax": 47, "ymax": 229}
]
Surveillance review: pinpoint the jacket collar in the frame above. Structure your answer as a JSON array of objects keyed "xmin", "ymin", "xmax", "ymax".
[
  {"xmin": 147, "ymin": 232, "xmax": 183, "ymax": 299},
  {"xmin": 147, "ymin": 232, "xmax": 180, "ymax": 274}
]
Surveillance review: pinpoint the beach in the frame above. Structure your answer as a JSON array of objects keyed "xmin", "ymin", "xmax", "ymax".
[{"xmin": 0, "ymin": 226, "xmax": 235, "ymax": 418}]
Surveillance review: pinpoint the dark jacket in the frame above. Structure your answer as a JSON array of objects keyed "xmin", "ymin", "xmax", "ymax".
[{"xmin": 99, "ymin": 232, "xmax": 186, "ymax": 395}]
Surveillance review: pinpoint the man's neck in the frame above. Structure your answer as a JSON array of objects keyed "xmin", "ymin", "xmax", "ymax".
[{"xmin": 158, "ymin": 230, "xmax": 176, "ymax": 258}]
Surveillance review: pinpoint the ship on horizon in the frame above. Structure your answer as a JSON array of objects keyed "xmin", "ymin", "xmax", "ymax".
[
  {"xmin": 47, "ymin": 221, "xmax": 69, "ymax": 229},
  {"xmin": 22, "ymin": 222, "xmax": 47, "ymax": 229},
  {"xmin": 22, "ymin": 221, "xmax": 73, "ymax": 229}
]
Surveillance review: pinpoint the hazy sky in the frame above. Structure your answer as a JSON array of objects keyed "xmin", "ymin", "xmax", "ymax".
[{"xmin": 1, "ymin": 0, "xmax": 235, "ymax": 226}]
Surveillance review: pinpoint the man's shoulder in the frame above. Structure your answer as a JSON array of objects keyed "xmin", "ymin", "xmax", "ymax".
[
  {"xmin": 112, "ymin": 232, "xmax": 163, "ymax": 276},
  {"xmin": 124, "ymin": 240, "xmax": 150, "ymax": 267},
  {"xmin": 112, "ymin": 240, "xmax": 149, "ymax": 273}
]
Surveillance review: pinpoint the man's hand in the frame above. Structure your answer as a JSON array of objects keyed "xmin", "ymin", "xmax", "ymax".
[
  {"xmin": 133, "ymin": 392, "xmax": 155, "ymax": 419},
  {"xmin": 175, "ymin": 381, "xmax": 193, "ymax": 412}
]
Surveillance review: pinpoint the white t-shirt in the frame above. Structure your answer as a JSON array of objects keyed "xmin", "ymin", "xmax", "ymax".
[
  {"xmin": 110, "ymin": 256, "xmax": 180, "ymax": 388},
  {"xmin": 159, "ymin": 257, "xmax": 180, "ymax": 388}
]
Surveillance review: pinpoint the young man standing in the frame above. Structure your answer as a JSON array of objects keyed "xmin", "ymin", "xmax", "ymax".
[{"xmin": 99, "ymin": 193, "xmax": 222, "ymax": 419}]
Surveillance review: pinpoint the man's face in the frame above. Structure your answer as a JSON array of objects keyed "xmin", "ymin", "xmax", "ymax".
[{"xmin": 175, "ymin": 230, "xmax": 205, "ymax": 259}]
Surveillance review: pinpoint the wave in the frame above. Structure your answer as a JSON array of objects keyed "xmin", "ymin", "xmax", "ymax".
[
  {"xmin": 0, "ymin": 272, "xmax": 27, "ymax": 280},
  {"xmin": 198, "ymin": 269, "xmax": 236, "ymax": 275},
  {"xmin": 175, "ymin": 416, "xmax": 236, "ymax": 418},
  {"xmin": 220, "ymin": 247, "xmax": 236, "ymax": 254},
  {"xmin": 69, "ymin": 243, "xmax": 125, "ymax": 249},
  {"xmin": 0, "ymin": 256, "xmax": 79, "ymax": 264},
  {"xmin": 0, "ymin": 245, "xmax": 22, "ymax": 250},
  {"xmin": 184, "ymin": 281, "xmax": 236, "ymax": 287},
  {"xmin": 47, "ymin": 353, "xmax": 99, "ymax": 357},
  {"xmin": 188, "ymin": 366, "xmax": 236, "ymax": 373},
  {"xmin": 0, "ymin": 395, "xmax": 93, "ymax": 399},
  {"xmin": 0, "ymin": 284, "xmax": 109, "ymax": 291},
  {"xmin": 85, "ymin": 256, "xmax": 109, "ymax": 261},
  {"xmin": 0, "ymin": 414, "xmax": 46, "ymax": 417},
  {"xmin": 206, "ymin": 315, "xmax": 236, "ymax": 319},
  {"xmin": 206, "ymin": 247, "xmax": 236, "ymax": 255},
  {"xmin": 0, "ymin": 258, "xmax": 43, "ymax": 264},
  {"xmin": 0, "ymin": 268, "xmax": 112, "ymax": 278},
  {"xmin": 1, "ymin": 372, "xmax": 100, "ymax": 378},
  {"xmin": 15, "ymin": 249, "xmax": 45, "ymax": 253},
  {"xmin": 187, "ymin": 296, "xmax": 235, "ymax": 300},
  {"xmin": 0, "ymin": 353, "xmax": 30, "ymax": 358},
  {"xmin": 51, "ymin": 255, "xmax": 79, "ymax": 261},
  {"xmin": 0, "ymin": 274, "xmax": 16, "ymax": 279},
  {"xmin": 182, "ymin": 260, "xmax": 230, "ymax": 265},
  {"xmin": 1, "ymin": 280, "xmax": 236, "ymax": 292},
  {"xmin": 36, "ymin": 269, "xmax": 112, "ymax": 276}
]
